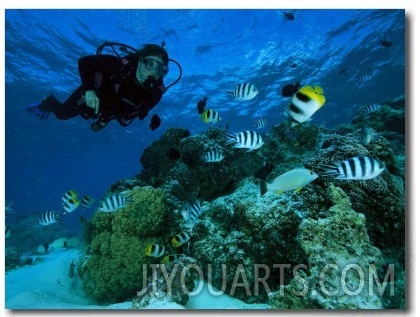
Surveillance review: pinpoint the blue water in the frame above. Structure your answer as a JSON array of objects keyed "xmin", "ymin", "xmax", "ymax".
[{"xmin": 5, "ymin": 9, "xmax": 405, "ymax": 238}]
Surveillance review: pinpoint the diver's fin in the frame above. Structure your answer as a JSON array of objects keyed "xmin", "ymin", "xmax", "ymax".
[{"xmin": 26, "ymin": 102, "xmax": 51, "ymax": 120}]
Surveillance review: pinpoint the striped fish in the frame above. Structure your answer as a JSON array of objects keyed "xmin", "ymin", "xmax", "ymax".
[
  {"xmin": 225, "ymin": 130, "xmax": 265, "ymax": 152},
  {"xmin": 81, "ymin": 194, "xmax": 95, "ymax": 209},
  {"xmin": 202, "ymin": 150, "xmax": 224, "ymax": 162},
  {"xmin": 32, "ymin": 210, "xmax": 62, "ymax": 226},
  {"xmin": 181, "ymin": 201, "xmax": 203, "ymax": 222},
  {"xmin": 171, "ymin": 232, "xmax": 191, "ymax": 248},
  {"xmin": 62, "ymin": 197, "xmax": 80, "ymax": 213},
  {"xmin": 228, "ymin": 82, "xmax": 259, "ymax": 101},
  {"xmin": 201, "ymin": 109, "xmax": 222, "ymax": 124},
  {"xmin": 145, "ymin": 244, "xmax": 166, "ymax": 257},
  {"xmin": 253, "ymin": 116, "xmax": 267, "ymax": 129},
  {"xmin": 98, "ymin": 194, "xmax": 131, "ymax": 212},
  {"xmin": 318, "ymin": 155, "xmax": 385, "ymax": 180},
  {"xmin": 62, "ymin": 190, "xmax": 77, "ymax": 203},
  {"xmin": 287, "ymin": 85, "xmax": 326, "ymax": 127},
  {"xmin": 354, "ymin": 73, "xmax": 372, "ymax": 87},
  {"xmin": 362, "ymin": 103, "xmax": 382, "ymax": 114}
]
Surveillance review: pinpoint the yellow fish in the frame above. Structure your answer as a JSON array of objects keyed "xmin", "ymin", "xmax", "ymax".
[
  {"xmin": 171, "ymin": 232, "xmax": 191, "ymax": 248},
  {"xmin": 287, "ymin": 85, "xmax": 326, "ymax": 127},
  {"xmin": 144, "ymin": 244, "xmax": 165, "ymax": 257},
  {"xmin": 201, "ymin": 109, "xmax": 222, "ymax": 124},
  {"xmin": 259, "ymin": 168, "xmax": 318, "ymax": 195}
]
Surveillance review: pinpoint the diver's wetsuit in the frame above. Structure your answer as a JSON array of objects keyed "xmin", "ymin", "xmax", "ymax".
[{"xmin": 41, "ymin": 54, "xmax": 165, "ymax": 129}]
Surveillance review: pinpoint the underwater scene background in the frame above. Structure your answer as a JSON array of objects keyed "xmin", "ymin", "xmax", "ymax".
[{"xmin": 5, "ymin": 9, "xmax": 405, "ymax": 309}]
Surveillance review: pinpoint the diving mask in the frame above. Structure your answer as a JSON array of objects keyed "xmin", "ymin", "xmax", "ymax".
[{"xmin": 142, "ymin": 57, "xmax": 169, "ymax": 78}]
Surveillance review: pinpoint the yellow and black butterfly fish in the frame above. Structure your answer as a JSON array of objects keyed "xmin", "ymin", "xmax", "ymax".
[{"xmin": 287, "ymin": 85, "xmax": 326, "ymax": 127}]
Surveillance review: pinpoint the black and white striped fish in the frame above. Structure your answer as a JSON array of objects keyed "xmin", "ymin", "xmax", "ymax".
[
  {"xmin": 318, "ymin": 155, "xmax": 385, "ymax": 180},
  {"xmin": 181, "ymin": 201, "xmax": 203, "ymax": 222},
  {"xmin": 354, "ymin": 73, "xmax": 372, "ymax": 87},
  {"xmin": 228, "ymin": 82, "xmax": 259, "ymax": 101},
  {"xmin": 32, "ymin": 210, "xmax": 62, "ymax": 226},
  {"xmin": 202, "ymin": 150, "xmax": 225, "ymax": 162},
  {"xmin": 253, "ymin": 117, "xmax": 268, "ymax": 129},
  {"xmin": 362, "ymin": 103, "xmax": 382, "ymax": 114},
  {"xmin": 98, "ymin": 194, "xmax": 132, "ymax": 212},
  {"xmin": 225, "ymin": 130, "xmax": 265, "ymax": 151}
]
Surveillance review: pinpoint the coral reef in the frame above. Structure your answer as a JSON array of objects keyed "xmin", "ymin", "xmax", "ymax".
[
  {"xmin": 269, "ymin": 184, "xmax": 386, "ymax": 309},
  {"xmin": 75, "ymin": 96, "xmax": 405, "ymax": 308},
  {"xmin": 78, "ymin": 186, "xmax": 170, "ymax": 304},
  {"xmin": 132, "ymin": 256, "xmax": 198, "ymax": 308}
]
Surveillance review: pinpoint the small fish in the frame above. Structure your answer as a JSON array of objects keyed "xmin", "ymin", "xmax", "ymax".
[
  {"xmin": 171, "ymin": 232, "xmax": 191, "ymax": 248},
  {"xmin": 79, "ymin": 215, "xmax": 87, "ymax": 225},
  {"xmin": 98, "ymin": 194, "xmax": 131, "ymax": 212},
  {"xmin": 161, "ymin": 254, "xmax": 184, "ymax": 264},
  {"xmin": 281, "ymin": 82, "xmax": 300, "ymax": 97},
  {"xmin": 283, "ymin": 12, "xmax": 295, "ymax": 20},
  {"xmin": 145, "ymin": 244, "xmax": 166, "ymax": 257},
  {"xmin": 360, "ymin": 127, "xmax": 377, "ymax": 146},
  {"xmin": 227, "ymin": 82, "xmax": 259, "ymax": 101},
  {"xmin": 259, "ymin": 168, "xmax": 318, "ymax": 196},
  {"xmin": 5, "ymin": 225, "xmax": 12, "ymax": 239},
  {"xmin": 81, "ymin": 194, "xmax": 95, "ymax": 209},
  {"xmin": 354, "ymin": 73, "xmax": 372, "ymax": 87},
  {"xmin": 32, "ymin": 210, "xmax": 62, "ymax": 226},
  {"xmin": 318, "ymin": 156, "xmax": 385, "ymax": 180},
  {"xmin": 201, "ymin": 109, "xmax": 222, "ymax": 124},
  {"xmin": 287, "ymin": 85, "xmax": 326, "ymax": 127},
  {"xmin": 62, "ymin": 190, "xmax": 78, "ymax": 203},
  {"xmin": 181, "ymin": 201, "xmax": 203, "ymax": 223},
  {"xmin": 380, "ymin": 40, "xmax": 392, "ymax": 47},
  {"xmin": 149, "ymin": 114, "xmax": 161, "ymax": 131},
  {"xmin": 362, "ymin": 103, "xmax": 382, "ymax": 114},
  {"xmin": 225, "ymin": 130, "xmax": 265, "ymax": 152},
  {"xmin": 5, "ymin": 201, "xmax": 14, "ymax": 214},
  {"xmin": 197, "ymin": 97, "xmax": 207, "ymax": 114},
  {"xmin": 202, "ymin": 150, "xmax": 225, "ymax": 162},
  {"xmin": 253, "ymin": 117, "xmax": 268, "ymax": 129},
  {"xmin": 62, "ymin": 197, "xmax": 80, "ymax": 214},
  {"xmin": 68, "ymin": 260, "xmax": 76, "ymax": 278}
]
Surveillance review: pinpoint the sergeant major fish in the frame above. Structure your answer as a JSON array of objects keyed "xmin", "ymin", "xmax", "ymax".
[
  {"xmin": 225, "ymin": 130, "xmax": 265, "ymax": 152},
  {"xmin": 227, "ymin": 82, "xmax": 259, "ymax": 101},
  {"xmin": 318, "ymin": 155, "xmax": 385, "ymax": 180},
  {"xmin": 32, "ymin": 210, "xmax": 62, "ymax": 226},
  {"xmin": 286, "ymin": 85, "xmax": 326, "ymax": 127},
  {"xmin": 202, "ymin": 150, "xmax": 225, "ymax": 162},
  {"xmin": 181, "ymin": 200, "xmax": 203, "ymax": 223},
  {"xmin": 98, "ymin": 193, "xmax": 132, "ymax": 212}
]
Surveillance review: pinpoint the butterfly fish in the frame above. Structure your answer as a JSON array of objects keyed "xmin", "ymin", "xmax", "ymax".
[{"xmin": 286, "ymin": 85, "xmax": 326, "ymax": 127}]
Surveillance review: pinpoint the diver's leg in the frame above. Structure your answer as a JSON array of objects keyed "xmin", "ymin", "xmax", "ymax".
[{"xmin": 27, "ymin": 86, "xmax": 95, "ymax": 120}]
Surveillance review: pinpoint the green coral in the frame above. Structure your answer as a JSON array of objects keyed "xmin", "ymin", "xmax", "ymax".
[
  {"xmin": 112, "ymin": 186, "xmax": 168, "ymax": 237},
  {"xmin": 79, "ymin": 186, "xmax": 169, "ymax": 304}
]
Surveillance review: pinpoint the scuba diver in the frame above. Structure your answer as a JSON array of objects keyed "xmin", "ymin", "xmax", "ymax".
[{"xmin": 27, "ymin": 42, "xmax": 182, "ymax": 132}]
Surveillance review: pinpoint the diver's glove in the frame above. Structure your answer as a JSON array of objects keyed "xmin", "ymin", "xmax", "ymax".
[{"xmin": 91, "ymin": 120, "xmax": 108, "ymax": 132}]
